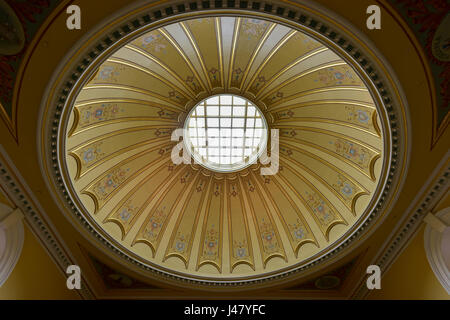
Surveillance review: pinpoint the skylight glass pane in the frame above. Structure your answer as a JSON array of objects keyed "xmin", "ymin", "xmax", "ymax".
[
  {"xmin": 221, "ymin": 156, "xmax": 231, "ymax": 164},
  {"xmin": 221, "ymin": 106, "xmax": 232, "ymax": 116},
  {"xmin": 233, "ymin": 106, "xmax": 245, "ymax": 116},
  {"xmin": 207, "ymin": 106, "xmax": 219, "ymax": 116},
  {"xmin": 197, "ymin": 128, "xmax": 206, "ymax": 137},
  {"xmin": 232, "ymin": 128, "xmax": 244, "ymax": 137},
  {"xmin": 198, "ymin": 148, "xmax": 206, "ymax": 156},
  {"xmin": 221, "ymin": 137, "xmax": 231, "ymax": 147},
  {"xmin": 232, "ymin": 137, "xmax": 243, "ymax": 146},
  {"xmin": 209, "ymin": 137, "xmax": 219, "ymax": 147},
  {"xmin": 232, "ymin": 148, "xmax": 242, "ymax": 156},
  {"xmin": 221, "ymin": 118, "xmax": 232, "ymax": 127},
  {"xmin": 222, "ymin": 148, "xmax": 231, "ymax": 156},
  {"xmin": 199, "ymin": 148, "xmax": 207, "ymax": 156},
  {"xmin": 209, "ymin": 148, "xmax": 219, "ymax": 156},
  {"xmin": 207, "ymin": 96, "xmax": 219, "ymax": 104},
  {"xmin": 184, "ymin": 94, "xmax": 267, "ymax": 171},
  {"xmin": 198, "ymin": 137, "xmax": 206, "ymax": 147},
  {"xmin": 196, "ymin": 106, "xmax": 205, "ymax": 116},
  {"xmin": 231, "ymin": 156, "xmax": 242, "ymax": 163},
  {"xmin": 208, "ymin": 128, "xmax": 220, "ymax": 137},
  {"xmin": 233, "ymin": 118, "xmax": 245, "ymax": 127},
  {"xmin": 247, "ymin": 106, "xmax": 256, "ymax": 117},
  {"xmin": 196, "ymin": 118, "xmax": 205, "ymax": 127},
  {"xmin": 207, "ymin": 118, "xmax": 219, "ymax": 127},
  {"xmin": 234, "ymin": 97, "xmax": 246, "ymax": 105},
  {"xmin": 221, "ymin": 95, "xmax": 232, "ymax": 104},
  {"xmin": 221, "ymin": 128, "xmax": 231, "ymax": 137}
]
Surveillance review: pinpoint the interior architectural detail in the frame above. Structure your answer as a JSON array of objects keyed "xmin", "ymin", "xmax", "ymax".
[
  {"xmin": 59, "ymin": 14, "xmax": 389, "ymax": 283},
  {"xmin": 0, "ymin": 204, "xmax": 24, "ymax": 287},
  {"xmin": 184, "ymin": 94, "xmax": 268, "ymax": 172},
  {"xmin": 424, "ymin": 207, "xmax": 450, "ymax": 294},
  {"xmin": 0, "ymin": 0, "xmax": 448, "ymax": 300}
]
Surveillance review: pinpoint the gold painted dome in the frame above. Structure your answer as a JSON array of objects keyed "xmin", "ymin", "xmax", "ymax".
[{"xmin": 63, "ymin": 16, "xmax": 385, "ymax": 282}]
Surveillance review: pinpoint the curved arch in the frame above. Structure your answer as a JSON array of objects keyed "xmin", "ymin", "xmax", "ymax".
[
  {"xmin": 0, "ymin": 203, "xmax": 24, "ymax": 287},
  {"xmin": 424, "ymin": 207, "xmax": 450, "ymax": 294}
]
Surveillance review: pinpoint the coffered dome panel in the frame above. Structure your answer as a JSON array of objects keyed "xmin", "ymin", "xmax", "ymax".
[{"xmin": 59, "ymin": 15, "xmax": 388, "ymax": 283}]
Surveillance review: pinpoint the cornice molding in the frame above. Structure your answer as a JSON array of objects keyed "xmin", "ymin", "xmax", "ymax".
[
  {"xmin": 0, "ymin": 146, "xmax": 95, "ymax": 299},
  {"xmin": 351, "ymin": 150, "xmax": 450, "ymax": 299},
  {"xmin": 38, "ymin": 0, "xmax": 410, "ymax": 288}
]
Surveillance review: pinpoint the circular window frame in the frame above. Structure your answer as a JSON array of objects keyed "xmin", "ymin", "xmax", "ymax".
[{"xmin": 183, "ymin": 94, "xmax": 269, "ymax": 173}]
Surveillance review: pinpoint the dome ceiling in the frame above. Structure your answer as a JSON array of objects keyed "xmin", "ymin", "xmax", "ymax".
[{"xmin": 64, "ymin": 16, "xmax": 384, "ymax": 281}]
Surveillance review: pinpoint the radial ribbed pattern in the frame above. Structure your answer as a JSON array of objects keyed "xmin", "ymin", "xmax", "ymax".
[
  {"xmin": 65, "ymin": 17, "xmax": 383, "ymax": 280},
  {"xmin": 185, "ymin": 94, "xmax": 267, "ymax": 171}
]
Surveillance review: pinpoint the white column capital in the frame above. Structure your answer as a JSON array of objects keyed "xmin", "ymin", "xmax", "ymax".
[
  {"xmin": 0, "ymin": 207, "xmax": 24, "ymax": 230},
  {"xmin": 424, "ymin": 211, "xmax": 448, "ymax": 233},
  {"xmin": 424, "ymin": 207, "xmax": 450, "ymax": 294},
  {"xmin": 0, "ymin": 203, "xmax": 25, "ymax": 287}
]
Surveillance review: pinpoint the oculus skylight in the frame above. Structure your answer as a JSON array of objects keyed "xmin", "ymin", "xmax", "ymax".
[{"xmin": 184, "ymin": 94, "xmax": 268, "ymax": 172}]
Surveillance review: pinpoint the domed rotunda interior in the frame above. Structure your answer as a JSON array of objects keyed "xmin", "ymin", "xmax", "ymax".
[{"xmin": 0, "ymin": 0, "xmax": 448, "ymax": 301}]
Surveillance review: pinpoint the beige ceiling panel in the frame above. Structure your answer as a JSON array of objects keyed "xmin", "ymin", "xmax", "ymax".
[
  {"xmin": 103, "ymin": 161, "xmax": 183, "ymax": 255},
  {"xmin": 70, "ymin": 100, "xmax": 180, "ymax": 136},
  {"xmin": 163, "ymin": 23, "xmax": 210, "ymax": 93},
  {"xmin": 277, "ymin": 161, "xmax": 347, "ymax": 242},
  {"xmin": 248, "ymin": 31, "xmax": 325, "ymax": 96},
  {"xmin": 113, "ymin": 46, "xmax": 198, "ymax": 98},
  {"xmin": 128, "ymin": 167, "xmax": 196, "ymax": 256},
  {"xmin": 253, "ymin": 172, "xmax": 317, "ymax": 257},
  {"xmin": 239, "ymin": 174, "xmax": 286, "ymax": 268},
  {"xmin": 279, "ymin": 127, "xmax": 380, "ymax": 180},
  {"xmin": 197, "ymin": 178, "xmax": 224, "ymax": 272},
  {"xmin": 183, "ymin": 18, "xmax": 223, "ymax": 89},
  {"xmin": 226, "ymin": 178, "xmax": 255, "ymax": 272},
  {"xmin": 164, "ymin": 174, "xmax": 211, "ymax": 268},
  {"xmin": 219, "ymin": 17, "xmax": 236, "ymax": 90},
  {"xmin": 272, "ymin": 101, "xmax": 380, "ymax": 137},
  {"xmin": 86, "ymin": 60, "xmax": 189, "ymax": 108},
  {"xmin": 262, "ymin": 63, "xmax": 365, "ymax": 107},
  {"xmin": 75, "ymin": 87, "xmax": 184, "ymax": 110},
  {"xmin": 68, "ymin": 126, "xmax": 173, "ymax": 179},
  {"xmin": 272, "ymin": 87, "xmax": 373, "ymax": 109},
  {"xmin": 241, "ymin": 23, "xmax": 292, "ymax": 92},
  {"xmin": 81, "ymin": 144, "xmax": 174, "ymax": 213},
  {"xmin": 257, "ymin": 49, "xmax": 341, "ymax": 98},
  {"xmin": 130, "ymin": 30, "xmax": 204, "ymax": 96},
  {"xmin": 229, "ymin": 18, "xmax": 274, "ymax": 90},
  {"xmin": 279, "ymin": 144, "xmax": 368, "ymax": 215}
]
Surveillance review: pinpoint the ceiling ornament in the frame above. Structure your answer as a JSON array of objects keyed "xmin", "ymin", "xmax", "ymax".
[{"xmin": 40, "ymin": 1, "xmax": 408, "ymax": 288}]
